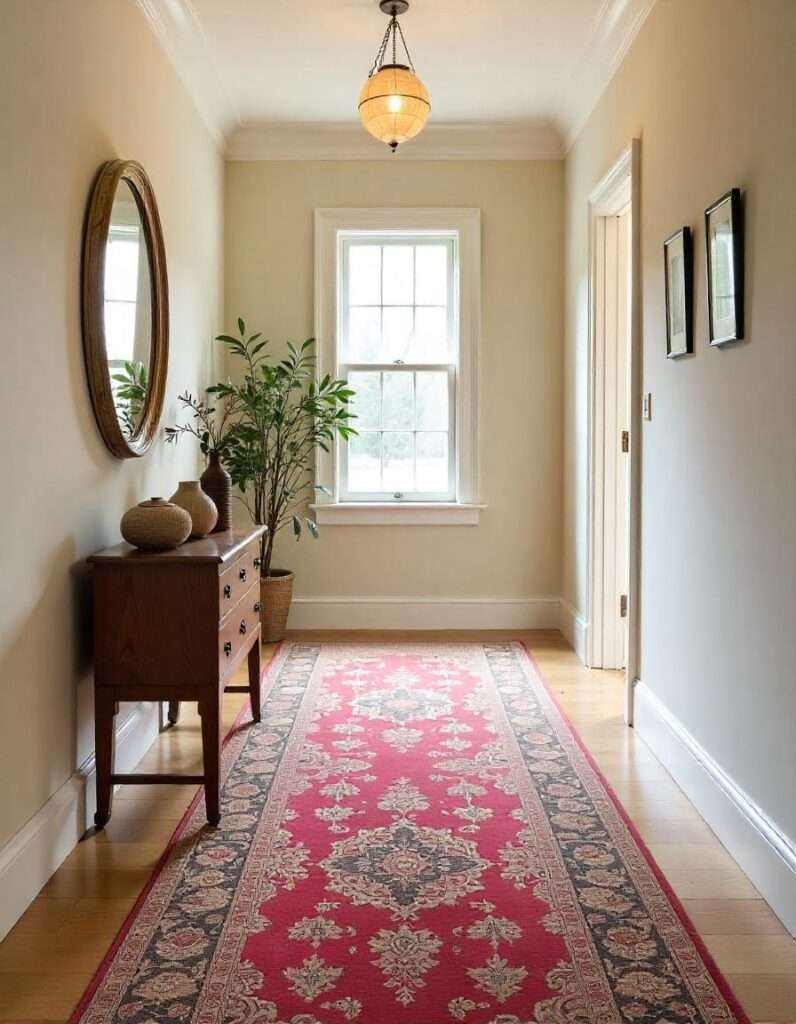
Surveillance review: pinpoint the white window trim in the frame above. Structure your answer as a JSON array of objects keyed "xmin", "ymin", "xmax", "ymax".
[{"xmin": 313, "ymin": 207, "xmax": 482, "ymax": 526}]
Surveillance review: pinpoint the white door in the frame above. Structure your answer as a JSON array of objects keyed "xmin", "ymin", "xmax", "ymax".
[{"xmin": 591, "ymin": 205, "xmax": 632, "ymax": 671}]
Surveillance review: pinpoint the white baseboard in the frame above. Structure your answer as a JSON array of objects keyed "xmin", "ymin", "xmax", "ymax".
[
  {"xmin": 559, "ymin": 599, "xmax": 588, "ymax": 662},
  {"xmin": 287, "ymin": 596, "xmax": 562, "ymax": 631},
  {"xmin": 634, "ymin": 682, "xmax": 796, "ymax": 935},
  {"xmin": 0, "ymin": 701, "xmax": 159, "ymax": 941}
]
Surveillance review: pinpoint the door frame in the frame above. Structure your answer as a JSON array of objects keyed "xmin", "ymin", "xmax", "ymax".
[{"xmin": 586, "ymin": 139, "xmax": 642, "ymax": 724}]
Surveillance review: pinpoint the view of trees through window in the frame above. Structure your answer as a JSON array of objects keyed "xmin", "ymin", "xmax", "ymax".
[{"xmin": 340, "ymin": 238, "xmax": 456, "ymax": 500}]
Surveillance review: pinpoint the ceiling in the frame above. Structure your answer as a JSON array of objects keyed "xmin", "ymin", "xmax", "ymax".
[{"xmin": 138, "ymin": 0, "xmax": 655, "ymax": 158}]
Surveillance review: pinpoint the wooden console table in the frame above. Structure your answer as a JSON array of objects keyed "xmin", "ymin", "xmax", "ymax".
[{"xmin": 88, "ymin": 526, "xmax": 266, "ymax": 828}]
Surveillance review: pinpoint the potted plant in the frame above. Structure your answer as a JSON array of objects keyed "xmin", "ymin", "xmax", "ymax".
[
  {"xmin": 208, "ymin": 319, "xmax": 356, "ymax": 640},
  {"xmin": 165, "ymin": 388, "xmax": 238, "ymax": 531}
]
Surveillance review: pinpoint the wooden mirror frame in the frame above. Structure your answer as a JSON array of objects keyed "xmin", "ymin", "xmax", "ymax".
[{"xmin": 82, "ymin": 160, "xmax": 169, "ymax": 459}]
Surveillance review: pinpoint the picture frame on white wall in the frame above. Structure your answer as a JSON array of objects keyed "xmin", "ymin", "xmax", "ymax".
[
  {"xmin": 705, "ymin": 188, "xmax": 744, "ymax": 345},
  {"xmin": 664, "ymin": 226, "xmax": 693, "ymax": 358}
]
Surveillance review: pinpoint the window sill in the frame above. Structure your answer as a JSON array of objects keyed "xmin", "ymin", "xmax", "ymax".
[{"xmin": 310, "ymin": 503, "xmax": 485, "ymax": 526}]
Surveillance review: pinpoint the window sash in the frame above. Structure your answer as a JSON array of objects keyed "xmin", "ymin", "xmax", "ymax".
[
  {"xmin": 338, "ymin": 363, "xmax": 456, "ymax": 502},
  {"xmin": 338, "ymin": 234, "xmax": 458, "ymax": 501}
]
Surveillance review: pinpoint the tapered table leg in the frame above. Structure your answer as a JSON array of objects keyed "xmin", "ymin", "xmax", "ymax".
[
  {"xmin": 167, "ymin": 700, "xmax": 181, "ymax": 725},
  {"xmin": 94, "ymin": 690, "xmax": 117, "ymax": 829},
  {"xmin": 199, "ymin": 687, "xmax": 222, "ymax": 826},
  {"xmin": 248, "ymin": 631, "xmax": 262, "ymax": 723}
]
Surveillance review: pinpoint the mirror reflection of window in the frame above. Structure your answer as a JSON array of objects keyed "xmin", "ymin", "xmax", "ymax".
[{"xmin": 104, "ymin": 226, "xmax": 140, "ymax": 363}]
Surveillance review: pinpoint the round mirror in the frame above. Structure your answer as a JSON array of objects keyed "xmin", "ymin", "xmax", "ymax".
[{"xmin": 82, "ymin": 161, "xmax": 168, "ymax": 458}]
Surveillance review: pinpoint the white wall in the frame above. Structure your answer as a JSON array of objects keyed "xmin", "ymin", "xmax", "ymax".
[
  {"xmin": 0, "ymin": 0, "xmax": 223, "ymax": 929},
  {"xmin": 563, "ymin": 0, "xmax": 796, "ymax": 925},
  {"xmin": 224, "ymin": 160, "xmax": 564, "ymax": 626}
]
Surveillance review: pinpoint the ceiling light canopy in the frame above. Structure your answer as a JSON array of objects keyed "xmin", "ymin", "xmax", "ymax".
[{"xmin": 359, "ymin": 1, "xmax": 430, "ymax": 152}]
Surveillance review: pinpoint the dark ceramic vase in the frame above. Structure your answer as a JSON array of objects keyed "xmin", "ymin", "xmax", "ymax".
[{"xmin": 200, "ymin": 450, "xmax": 232, "ymax": 533}]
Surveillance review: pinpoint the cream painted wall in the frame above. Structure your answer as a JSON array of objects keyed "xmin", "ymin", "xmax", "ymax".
[
  {"xmin": 0, "ymin": 1, "xmax": 223, "ymax": 849},
  {"xmin": 563, "ymin": 1, "xmax": 796, "ymax": 840},
  {"xmin": 224, "ymin": 160, "xmax": 564, "ymax": 604}
]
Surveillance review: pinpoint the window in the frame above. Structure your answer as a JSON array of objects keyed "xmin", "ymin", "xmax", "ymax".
[
  {"xmin": 340, "ymin": 236, "xmax": 456, "ymax": 501},
  {"xmin": 104, "ymin": 225, "xmax": 141, "ymax": 365},
  {"xmin": 314, "ymin": 208, "xmax": 481, "ymax": 525}
]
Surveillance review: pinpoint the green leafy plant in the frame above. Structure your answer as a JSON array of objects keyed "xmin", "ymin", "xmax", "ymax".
[
  {"xmin": 112, "ymin": 360, "xmax": 148, "ymax": 439},
  {"xmin": 164, "ymin": 390, "xmax": 238, "ymax": 456},
  {"xmin": 168, "ymin": 319, "xmax": 356, "ymax": 578}
]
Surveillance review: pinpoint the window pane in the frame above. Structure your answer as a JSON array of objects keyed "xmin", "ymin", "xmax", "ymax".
[
  {"xmin": 382, "ymin": 245, "xmax": 414, "ymax": 305},
  {"xmin": 346, "ymin": 306, "xmax": 381, "ymax": 362},
  {"xmin": 382, "ymin": 372, "xmax": 414, "ymax": 430},
  {"xmin": 416, "ymin": 432, "xmax": 448, "ymax": 492},
  {"xmin": 104, "ymin": 301, "xmax": 136, "ymax": 362},
  {"xmin": 105, "ymin": 236, "xmax": 140, "ymax": 302},
  {"xmin": 383, "ymin": 432, "xmax": 414, "ymax": 491},
  {"xmin": 348, "ymin": 372, "xmax": 381, "ymax": 430},
  {"xmin": 412, "ymin": 306, "xmax": 448, "ymax": 362},
  {"xmin": 348, "ymin": 245, "xmax": 381, "ymax": 305},
  {"xmin": 415, "ymin": 245, "xmax": 447, "ymax": 305},
  {"xmin": 415, "ymin": 372, "xmax": 448, "ymax": 430},
  {"xmin": 348, "ymin": 432, "xmax": 381, "ymax": 492},
  {"xmin": 382, "ymin": 306, "xmax": 413, "ymax": 362}
]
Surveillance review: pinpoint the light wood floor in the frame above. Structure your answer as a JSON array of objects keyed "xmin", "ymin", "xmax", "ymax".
[{"xmin": 0, "ymin": 631, "xmax": 793, "ymax": 1022}]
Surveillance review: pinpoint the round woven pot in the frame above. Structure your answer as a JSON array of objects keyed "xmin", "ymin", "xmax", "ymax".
[
  {"xmin": 259, "ymin": 570, "xmax": 294, "ymax": 642},
  {"xmin": 120, "ymin": 498, "xmax": 191, "ymax": 550},
  {"xmin": 170, "ymin": 480, "xmax": 217, "ymax": 538}
]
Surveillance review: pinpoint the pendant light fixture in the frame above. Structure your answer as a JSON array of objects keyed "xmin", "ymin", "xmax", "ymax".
[{"xmin": 359, "ymin": 1, "xmax": 430, "ymax": 152}]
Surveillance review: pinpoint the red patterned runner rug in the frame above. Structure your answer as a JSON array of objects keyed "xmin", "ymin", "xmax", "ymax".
[{"xmin": 71, "ymin": 643, "xmax": 748, "ymax": 1024}]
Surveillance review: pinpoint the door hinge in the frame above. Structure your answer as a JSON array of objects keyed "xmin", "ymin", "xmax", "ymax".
[
  {"xmin": 621, "ymin": 430, "xmax": 630, "ymax": 453},
  {"xmin": 620, "ymin": 594, "xmax": 628, "ymax": 618}
]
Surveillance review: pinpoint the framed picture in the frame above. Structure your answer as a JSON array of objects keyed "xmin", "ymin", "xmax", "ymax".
[
  {"xmin": 705, "ymin": 188, "xmax": 744, "ymax": 345},
  {"xmin": 664, "ymin": 226, "xmax": 693, "ymax": 358}
]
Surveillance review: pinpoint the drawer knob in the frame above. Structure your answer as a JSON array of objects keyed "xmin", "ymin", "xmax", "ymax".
[
  {"xmin": 239, "ymin": 568, "xmax": 247, "ymax": 582},
  {"xmin": 253, "ymin": 557, "xmax": 262, "ymax": 569},
  {"xmin": 223, "ymin": 584, "xmax": 231, "ymax": 599},
  {"xmin": 239, "ymin": 619, "xmax": 247, "ymax": 635},
  {"xmin": 254, "ymin": 601, "xmax": 261, "ymax": 613},
  {"xmin": 223, "ymin": 641, "xmax": 232, "ymax": 656}
]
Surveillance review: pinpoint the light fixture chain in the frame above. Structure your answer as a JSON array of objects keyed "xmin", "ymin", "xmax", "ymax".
[
  {"xmin": 395, "ymin": 17, "xmax": 416, "ymax": 71},
  {"xmin": 368, "ymin": 19, "xmax": 393, "ymax": 77}
]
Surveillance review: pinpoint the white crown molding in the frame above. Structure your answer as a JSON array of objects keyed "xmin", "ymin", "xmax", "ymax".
[
  {"xmin": 225, "ymin": 121, "xmax": 565, "ymax": 162},
  {"xmin": 559, "ymin": 0, "xmax": 657, "ymax": 151},
  {"xmin": 135, "ymin": 0, "xmax": 654, "ymax": 160},
  {"xmin": 134, "ymin": 0, "xmax": 238, "ymax": 148}
]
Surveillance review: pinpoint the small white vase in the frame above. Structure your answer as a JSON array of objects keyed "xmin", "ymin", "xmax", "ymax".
[{"xmin": 170, "ymin": 480, "xmax": 218, "ymax": 538}]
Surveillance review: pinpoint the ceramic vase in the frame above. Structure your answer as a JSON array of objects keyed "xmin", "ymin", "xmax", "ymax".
[
  {"xmin": 201, "ymin": 451, "xmax": 232, "ymax": 533},
  {"xmin": 120, "ymin": 498, "xmax": 192, "ymax": 550},
  {"xmin": 170, "ymin": 480, "xmax": 217, "ymax": 538}
]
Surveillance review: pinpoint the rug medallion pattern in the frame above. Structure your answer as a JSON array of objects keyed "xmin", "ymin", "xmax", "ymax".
[{"xmin": 71, "ymin": 643, "xmax": 746, "ymax": 1024}]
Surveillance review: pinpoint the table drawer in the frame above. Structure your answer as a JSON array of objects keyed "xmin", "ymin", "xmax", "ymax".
[
  {"xmin": 219, "ymin": 581, "xmax": 261, "ymax": 674},
  {"xmin": 218, "ymin": 540, "xmax": 260, "ymax": 618}
]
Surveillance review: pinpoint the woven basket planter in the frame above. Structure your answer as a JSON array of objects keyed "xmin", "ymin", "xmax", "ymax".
[{"xmin": 259, "ymin": 570, "xmax": 294, "ymax": 642}]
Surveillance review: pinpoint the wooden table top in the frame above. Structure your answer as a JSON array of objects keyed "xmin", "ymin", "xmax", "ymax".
[{"xmin": 88, "ymin": 526, "xmax": 267, "ymax": 566}]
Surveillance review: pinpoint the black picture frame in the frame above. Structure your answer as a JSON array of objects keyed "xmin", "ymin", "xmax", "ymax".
[
  {"xmin": 705, "ymin": 188, "xmax": 744, "ymax": 345},
  {"xmin": 664, "ymin": 226, "xmax": 693, "ymax": 358}
]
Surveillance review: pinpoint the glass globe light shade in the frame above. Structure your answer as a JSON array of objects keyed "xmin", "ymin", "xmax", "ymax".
[{"xmin": 358, "ymin": 64, "xmax": 430, "ymax": 151}]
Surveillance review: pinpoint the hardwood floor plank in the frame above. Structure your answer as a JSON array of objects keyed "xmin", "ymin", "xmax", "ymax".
[
  {"xmin": 724, "ymin": 973, "xmax": 796, "ymax": 1020},
  {"xmin": 681, "ymin": 899, "xmax": 789, "ymax": 935}
]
